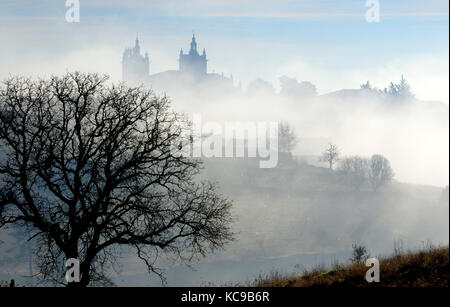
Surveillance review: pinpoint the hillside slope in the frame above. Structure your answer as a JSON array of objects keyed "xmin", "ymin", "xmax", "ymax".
[
  {"xmin": 199, "ymin": 157, "xmax": 449, "ymax": 260},
  {"xmin": 255, "ymin": 246, "xmax": 449, "ymax": 287}
]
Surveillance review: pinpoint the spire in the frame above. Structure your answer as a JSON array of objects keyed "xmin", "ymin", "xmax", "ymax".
[
  {"xmin": 190, "ymin": 33, "xmax": 197, "ymax": 53},
  {"xmin": 202, "ymin": 48, "xmax": 206, "ymax": 57},
  {"xmin": 134, "ymin": 33, "xmax": 140, "ymax": 53}
]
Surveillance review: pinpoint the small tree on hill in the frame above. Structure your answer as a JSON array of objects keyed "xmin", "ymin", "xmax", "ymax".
[
  {"xmin": 350, "ymin": 243, "xmax": 370, "ymax": 264},
  {"xmin": 339, "ymin": 156, "xmax": 370, "ymax": 190},
  {"xmin": 320, "ymin": 144, "xmax": 339, "ymax": 170},
  {"xmin": 388, "ymin": 75, "xmax": 414, "ymax": 101},
  {"xmin": 360, "ymin": 80, "xmax": 372, "ymax": 90},
  {"xmin": 278, "ymin": 122, "xmax": 298, "ymax": 153},
  {"xmin": 369, "ymin": 154, "xmax": 394, "ymax": 191}
]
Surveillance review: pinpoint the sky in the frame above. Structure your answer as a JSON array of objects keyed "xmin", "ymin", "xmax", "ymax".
[{"xmin": 0, "ymin": 0, "xmax": 448, "ymax": 102}]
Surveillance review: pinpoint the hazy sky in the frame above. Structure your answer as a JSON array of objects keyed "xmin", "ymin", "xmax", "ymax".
[{"xmin": 0, "ymin": 0, "xmax": 448, "ymax": 102}]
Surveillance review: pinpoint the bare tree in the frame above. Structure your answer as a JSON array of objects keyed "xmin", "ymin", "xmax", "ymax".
[
  {"xmin": 369, "ymin": 154, "xmax": 394, "ymax": 191},
  {"xmin": 320, "ymin": 143, "xmax": 339, "ymax": 169},
  {"xmin": 339, "ymin": 156, "xmax": 370, "ymax": 190},
  {"xmin": 0, "ymin": 72, "xmax": 234, "ymax": 287},
  {"xmin": 278, "ymin": 122, "xmax": 298, "ymax": 153}
]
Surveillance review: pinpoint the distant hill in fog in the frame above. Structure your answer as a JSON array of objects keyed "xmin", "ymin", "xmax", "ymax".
[{"xmin": 199, "ymin": 156, "xmax": 449, "ymax": 261}]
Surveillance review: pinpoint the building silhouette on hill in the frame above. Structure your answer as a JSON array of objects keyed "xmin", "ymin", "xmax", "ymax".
[
  {"xmin": 122, "ymin": 34, "xmax": 234, "ymax": 92},
  {"xmin": 179, "ymin": 34, "xmax": 207, "ymax": 78},
  {"xmin": 122, "ymin": 35, "xmax": 149, "ymax": 84}
]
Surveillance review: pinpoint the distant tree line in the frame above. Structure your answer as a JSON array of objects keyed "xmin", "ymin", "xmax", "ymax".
[
  {"xmin": 360, "ymin": 75, "xmax": 414, "ymax": 102},
  {"xmin": 319, "ymin": 144, "xmax": 394, "ymax": 191},
  {"xmin": 246, "ymin": 76, "xmax": 317, "ymax": 100},
  {"xmin": 245, "ymin": 74, "xmax": 414, "ymax": 103},
  {"xmin": 338, "ymin": 154, "xmax": 394, "ymax": 191}
]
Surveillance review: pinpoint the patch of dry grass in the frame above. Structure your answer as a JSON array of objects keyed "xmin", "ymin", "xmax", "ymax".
[{"xmin": 252, "ymin": 246, "xmax": 449, "ymax": 287}]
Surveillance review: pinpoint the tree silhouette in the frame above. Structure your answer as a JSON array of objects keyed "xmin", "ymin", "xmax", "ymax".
[
  {"xmin": 369, "ymin": 154, "xmax": 394, "ymax": 191},
  {"xmin": 360, "ymin": 80, "xmax": 372, "ymax": 90},
  {"xmin": 388, "ymin": 75, "xmax": 414, "ymax": 101},
  {"xmin": 278, "ymin": 122, "xmax": 298, "ymax": 153},
  {"xmin": 320, "ymin": 144, "xmax": 339, "ymax": 170},
  {"xmin": 339, "ymin": 156, "xmax": 370, "ymax": 190},
  {"xmin": 279, "ymin": 76, "xmax": 317, "ymax": 100},
  {"xmin": 0, "ymin": 72, "xmax": 234, "ymax": 287}
]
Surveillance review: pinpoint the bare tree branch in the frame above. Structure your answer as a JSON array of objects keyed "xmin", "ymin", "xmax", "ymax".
[{"xmin": 0, "ymin": 72, "xmax": 234, "ymax": 287}]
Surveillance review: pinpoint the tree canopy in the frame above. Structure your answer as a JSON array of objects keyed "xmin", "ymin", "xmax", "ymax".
[{"xmin": 0, "ymin": 72, "xmax": 234, "ymax": 286}]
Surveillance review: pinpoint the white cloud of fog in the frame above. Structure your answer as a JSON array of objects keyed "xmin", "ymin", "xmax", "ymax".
[
  {"xmin": 0, "ymin": 0, "xmax": 447, "ymax": 187},
  {"xmin": 277, "ymin": 53, "xmax": 449, "ymax": 104},
  {"xmin": 0, "ymin": 41, "xmax": 447, "ymax": 187},
  {"xmin": 0, "ymin": 46, "xmax": 122, "ymax": 82}
]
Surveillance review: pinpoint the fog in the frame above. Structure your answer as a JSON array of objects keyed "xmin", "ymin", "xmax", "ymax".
[
  {"xmin": 146, "ymin": 74, "xmax": 449, "ymax": 187},
  {"xmin": 1, "ymin": 66, "xmax": 448, "ymax": 285},
  {"xmin": 98, "ymin": 75, "xmax": 447, "ymax": 285},
  {"xmin": 0, "ymin": 68, "xmax": 448, "ymax": 287},
  {"xmin": 0, "ymin": 1, "xmax": 448, "ymax": 286}
]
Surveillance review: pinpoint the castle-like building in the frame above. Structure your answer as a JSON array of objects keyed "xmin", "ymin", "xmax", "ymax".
[
  {"xmin": 122, "ymin": 34, "xmax": 235, "ymax": 92},
  {"xmin": 179, "ymin": 34, "xmax": 207, "ymax": 77},
  {"xmin": 122, "ymin": 35, "xmax": 150, "ymax": 84},
  {"xmin": 122, "ymin": 34, "xmax": 211, "ymax": 84}
]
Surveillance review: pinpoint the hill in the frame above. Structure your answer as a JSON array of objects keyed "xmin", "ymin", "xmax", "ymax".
[
  {"xmin": 1, "ymin": 155, "xmax": 448, "ymax": 286},
  {"xmin": 253, "ymin": 246, "xmax": 449, "ymax": 287},
  {"xmin": 199, "ymin": 157, "xmax": 449, "ymax": 261}
]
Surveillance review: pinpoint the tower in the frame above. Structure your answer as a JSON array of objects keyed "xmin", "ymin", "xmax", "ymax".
[
  {"xmin": 179, "ymin": 34, "xmax": 207, "ymax": 78},
  {"xmin": 122, "ymin": 35, "xmax": 150, "ymax": 84}
]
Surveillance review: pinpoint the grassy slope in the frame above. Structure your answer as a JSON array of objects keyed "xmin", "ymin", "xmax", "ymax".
[{"xmin": 254, "ymin": 246, "xmax": 449, "ymax": 287}]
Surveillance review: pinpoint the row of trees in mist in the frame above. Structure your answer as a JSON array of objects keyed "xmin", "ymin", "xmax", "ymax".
[
  {"xmin": 246, "ymin": 76, "xmax": 317, "ymax": 100},
  {"xmin": 319, "ymin": 144, "xmax": 394, "ymax": 191},
  {"xmin": 339, "ymin": 154, "xmax": 394, "ymax": 191},
  {"xmin": 277, "ymin": 124, "xmax": 394, "ymax": 191},
  {"xmin": 245, "ymin": 75, "xmax": 414, "ymax": 102},
  {"xmin": 360, "ymin": 75, "xmax": 414, "ymax": 101}
]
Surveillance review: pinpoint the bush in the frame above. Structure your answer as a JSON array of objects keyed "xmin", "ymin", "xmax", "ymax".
[{"xmin": 350, "ymin": 243, "xmax": 370, "ymax": 264}]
